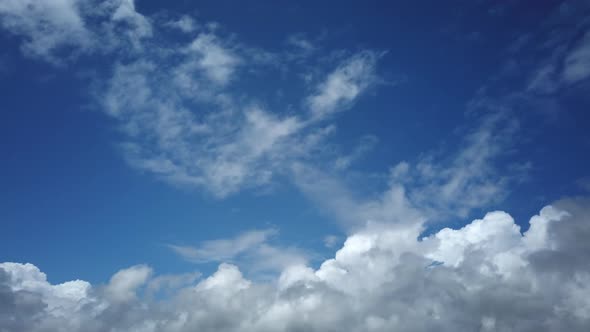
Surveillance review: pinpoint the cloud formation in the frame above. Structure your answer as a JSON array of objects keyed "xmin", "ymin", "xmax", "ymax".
[
  {"xmin": 97, "ymin": 27, "xmax": 379, "ymax": 197},
  {"xmin": 0, "ymin": 0, "xmax": 152, "ymax": 63},
  {"xmin": 2, "ymin": 197, "xmax": 590, "ymax": 331},
  {"xmin": 2, "ymin": 2, "xmax": 589, "ymax": 332},
  {"xmin": 167, "ymin": 229, "xmax": 309, "ymax": 275},
  {"xmin": 307, "ymin": 51, "xmax": 380, "ymax": 119},
  {"xmin": 0, "ymin": 0, "xmax": 382, "ymax": 199}
]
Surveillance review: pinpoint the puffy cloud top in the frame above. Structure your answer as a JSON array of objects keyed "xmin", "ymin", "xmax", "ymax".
[{"xmin": 2, "ymin": 197, "xmax": 589, "ymax": 331}]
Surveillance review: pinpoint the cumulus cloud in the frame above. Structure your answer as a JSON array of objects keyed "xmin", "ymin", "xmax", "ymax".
[
  {"xmin": 104, "ymin": 265, "xmax": 152, "ymax": 302},
  {"xmin": 1, "ymin": 197, "xmax": 589, "ymax": 331}
]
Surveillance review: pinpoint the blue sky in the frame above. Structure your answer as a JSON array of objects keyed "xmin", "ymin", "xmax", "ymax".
[{"xmin": 1, "ymin": 1, "xmax": 590, "ymax": 331}]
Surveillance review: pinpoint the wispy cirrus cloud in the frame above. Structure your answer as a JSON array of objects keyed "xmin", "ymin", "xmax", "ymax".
[
  {"xmin": 168, "ymin": 228, "xmax": 309, "ymax": 275},
  {"xmin": 168, "ymin": 229, "xmax": 277, "ymax": 263},
  {"xmin": 307, "ymin": 51, "xmax": 381, "ymax": 119},
  {"xmin": 1, "ymin": 0, "xmax": 383, "ymax": 198},
  {"xmin": 562, "ymin": 30, "xmax": 590, "ymax": 84},
  {"xmin": 293, "ymin": 111, "xmax": 524, "ymax": 229},
  {"xmin": 97, "ymin": 26, "xmax": 380, "ymax": 197}
]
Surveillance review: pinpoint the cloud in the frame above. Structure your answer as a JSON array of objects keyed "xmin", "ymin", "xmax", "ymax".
[
  {"xmin": 0, "ymin": 0, "xmax": 92, "ymax": 63},
  {"xmin": 334, "ymin": 135, "xmax": 378, "ymax": 170},
  {"xmin": 4, "ymin": 3, "xmax": 589, "ymax": 330},
  {"xmin": 2, "ymin": 197, "xmax": 590, "ymax": 331},
  {"xmin": 323, "ymin": 235, "xmax": 340, "ymax": 248},
  {"xmin": 187, "ymin": 33, "xmax": 241, "ymax": 85},
  {"xmin": 104, "ymin": 265, "xmax": 152, "ymax": 302},
  {"xmin": 165, "ymin": 15, "xmax": 198, "ymax": 33},
  {"xmin": 100, "ymin": 50, "xmax": 304, "ymax": 197},
  {"xmin": 307, "ymin": 51, "xmax": 380, "ymax": 119},
  {"xmin": 404, "ymin": 113, "xmax": 522, "ymax": 219},
  {"xmin": 0, "ymin": 0, "xmax": 152, "ymax": 63},
  {"xmin": 108, "ymin": 0, "xmax": 152, "ymax": 46},
  {"xmin": 0, "ymin": 0, "xmax": 386, "ymax": 198},
  {"xmin": 168, "ymin": 229, "xmax": 277, "ymax": 263},
  {"xmin": 293, "ymin": 112, "xmax": 523, "ymax": 229},
  {"xmin": 94, "ymin": 21, "xmax": 379, "ymax": 197},
  {"xmin": 527, "ymin": 63, "xmax": 558, "ymax": 94},
  {"xmin": 168, "ymin": 229, "xmax": 308, "ymax": 276},
  {"xmin": 562, "ymin": 30, "xmax": 590, "ymax": 84}
]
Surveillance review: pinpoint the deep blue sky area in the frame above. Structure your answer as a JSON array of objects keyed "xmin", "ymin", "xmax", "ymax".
[{"xmin": 1, "ymin": 0, "xmax": 589, "ymax": 285}]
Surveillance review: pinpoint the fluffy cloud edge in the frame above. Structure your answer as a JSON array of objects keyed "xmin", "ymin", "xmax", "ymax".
[{"xmin": 2, "ymin": 197, "xmax": 589, "ymax": 331}]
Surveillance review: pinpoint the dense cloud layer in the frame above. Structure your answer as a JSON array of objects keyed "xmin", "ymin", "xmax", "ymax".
[{"xmin": 2, "ymin": 197, "xmax": 589, "ymax": 331}]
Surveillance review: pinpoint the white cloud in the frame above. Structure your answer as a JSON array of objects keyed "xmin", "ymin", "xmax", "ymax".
[
  {"xmin": 307, "ymin": 51, "xmax": 380, "ymax": 119},
  {"xmin": 334, "ymin": 135, "xmax": 378, "ymax": 170},
  {"xmin": 0, "ymin": 262, "xmax": 93, "ymax": 319},
  {"xmin": 403, "ymin": 113, "xmax": 522, "ymax": 219},
  {"xmin": 0, "ymin": 2, "xmax": 385, "ymax": 198},
  {"xmin": 293, "ymin": 113, "xmax": 523, "ymax": 228},
  {"xmin": 187, "ymin": 33, "xmax": 242, "ymax": 85},
  {"xmin": 95, "ymin": 22, "xmax": 379, "ymax": 198},
  {"xmin": 168, "ymin": 229, "xmax": 277, "ymax": 263},
  {"xmin": 100, "ymin": 51, "xmax": 305, "ymax": 197},
  {"xmin": 104, "ymin": 265, "xmax": 152, "ymax": 302},
  {"xmin": 166, "ymin": 15, "xmax": 198, "ymax": 33},
  {"xmin": 108, "ymin": 0, "xmax": 152, "ymax": 46},
  {"xmin": 168, "ymin": 229, "xmax": 308, "ymax": 276},
  {"xmin": 0, "ymin": 0, "xmax": 91, "ymax": 63},
  {"xmin": 527, "ymin": 63, "xmax": 558, "ymax": 94},
  {"xmin": 0, "ymin": 0, "xmax": 153, "ymax": 63},
  {"xmin": 2, "ymin": 197, "xmax": 590, "ymax": 331},
  {"xmin": 323, "ymin": 235, "xmax": 340, "ymax": 248},
  {"xmin": 562, "ymin": 31, "xmax": 590, "ymax": 84}
]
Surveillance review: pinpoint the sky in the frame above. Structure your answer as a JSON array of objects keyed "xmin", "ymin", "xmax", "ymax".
[{"xmin": 0, "ymin": 0, "xmax": 590, "ymax": 331}]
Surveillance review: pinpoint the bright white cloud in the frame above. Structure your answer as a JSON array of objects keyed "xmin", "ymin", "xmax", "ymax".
[{"xmin": 2, "ymin": 197, "xmax": 589, "ymax": 331}]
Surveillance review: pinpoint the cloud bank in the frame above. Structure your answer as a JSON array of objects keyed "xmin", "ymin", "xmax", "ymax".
[{"xmin": 2, "ymin": 197, "xmax": 590, "ymax": 331}]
